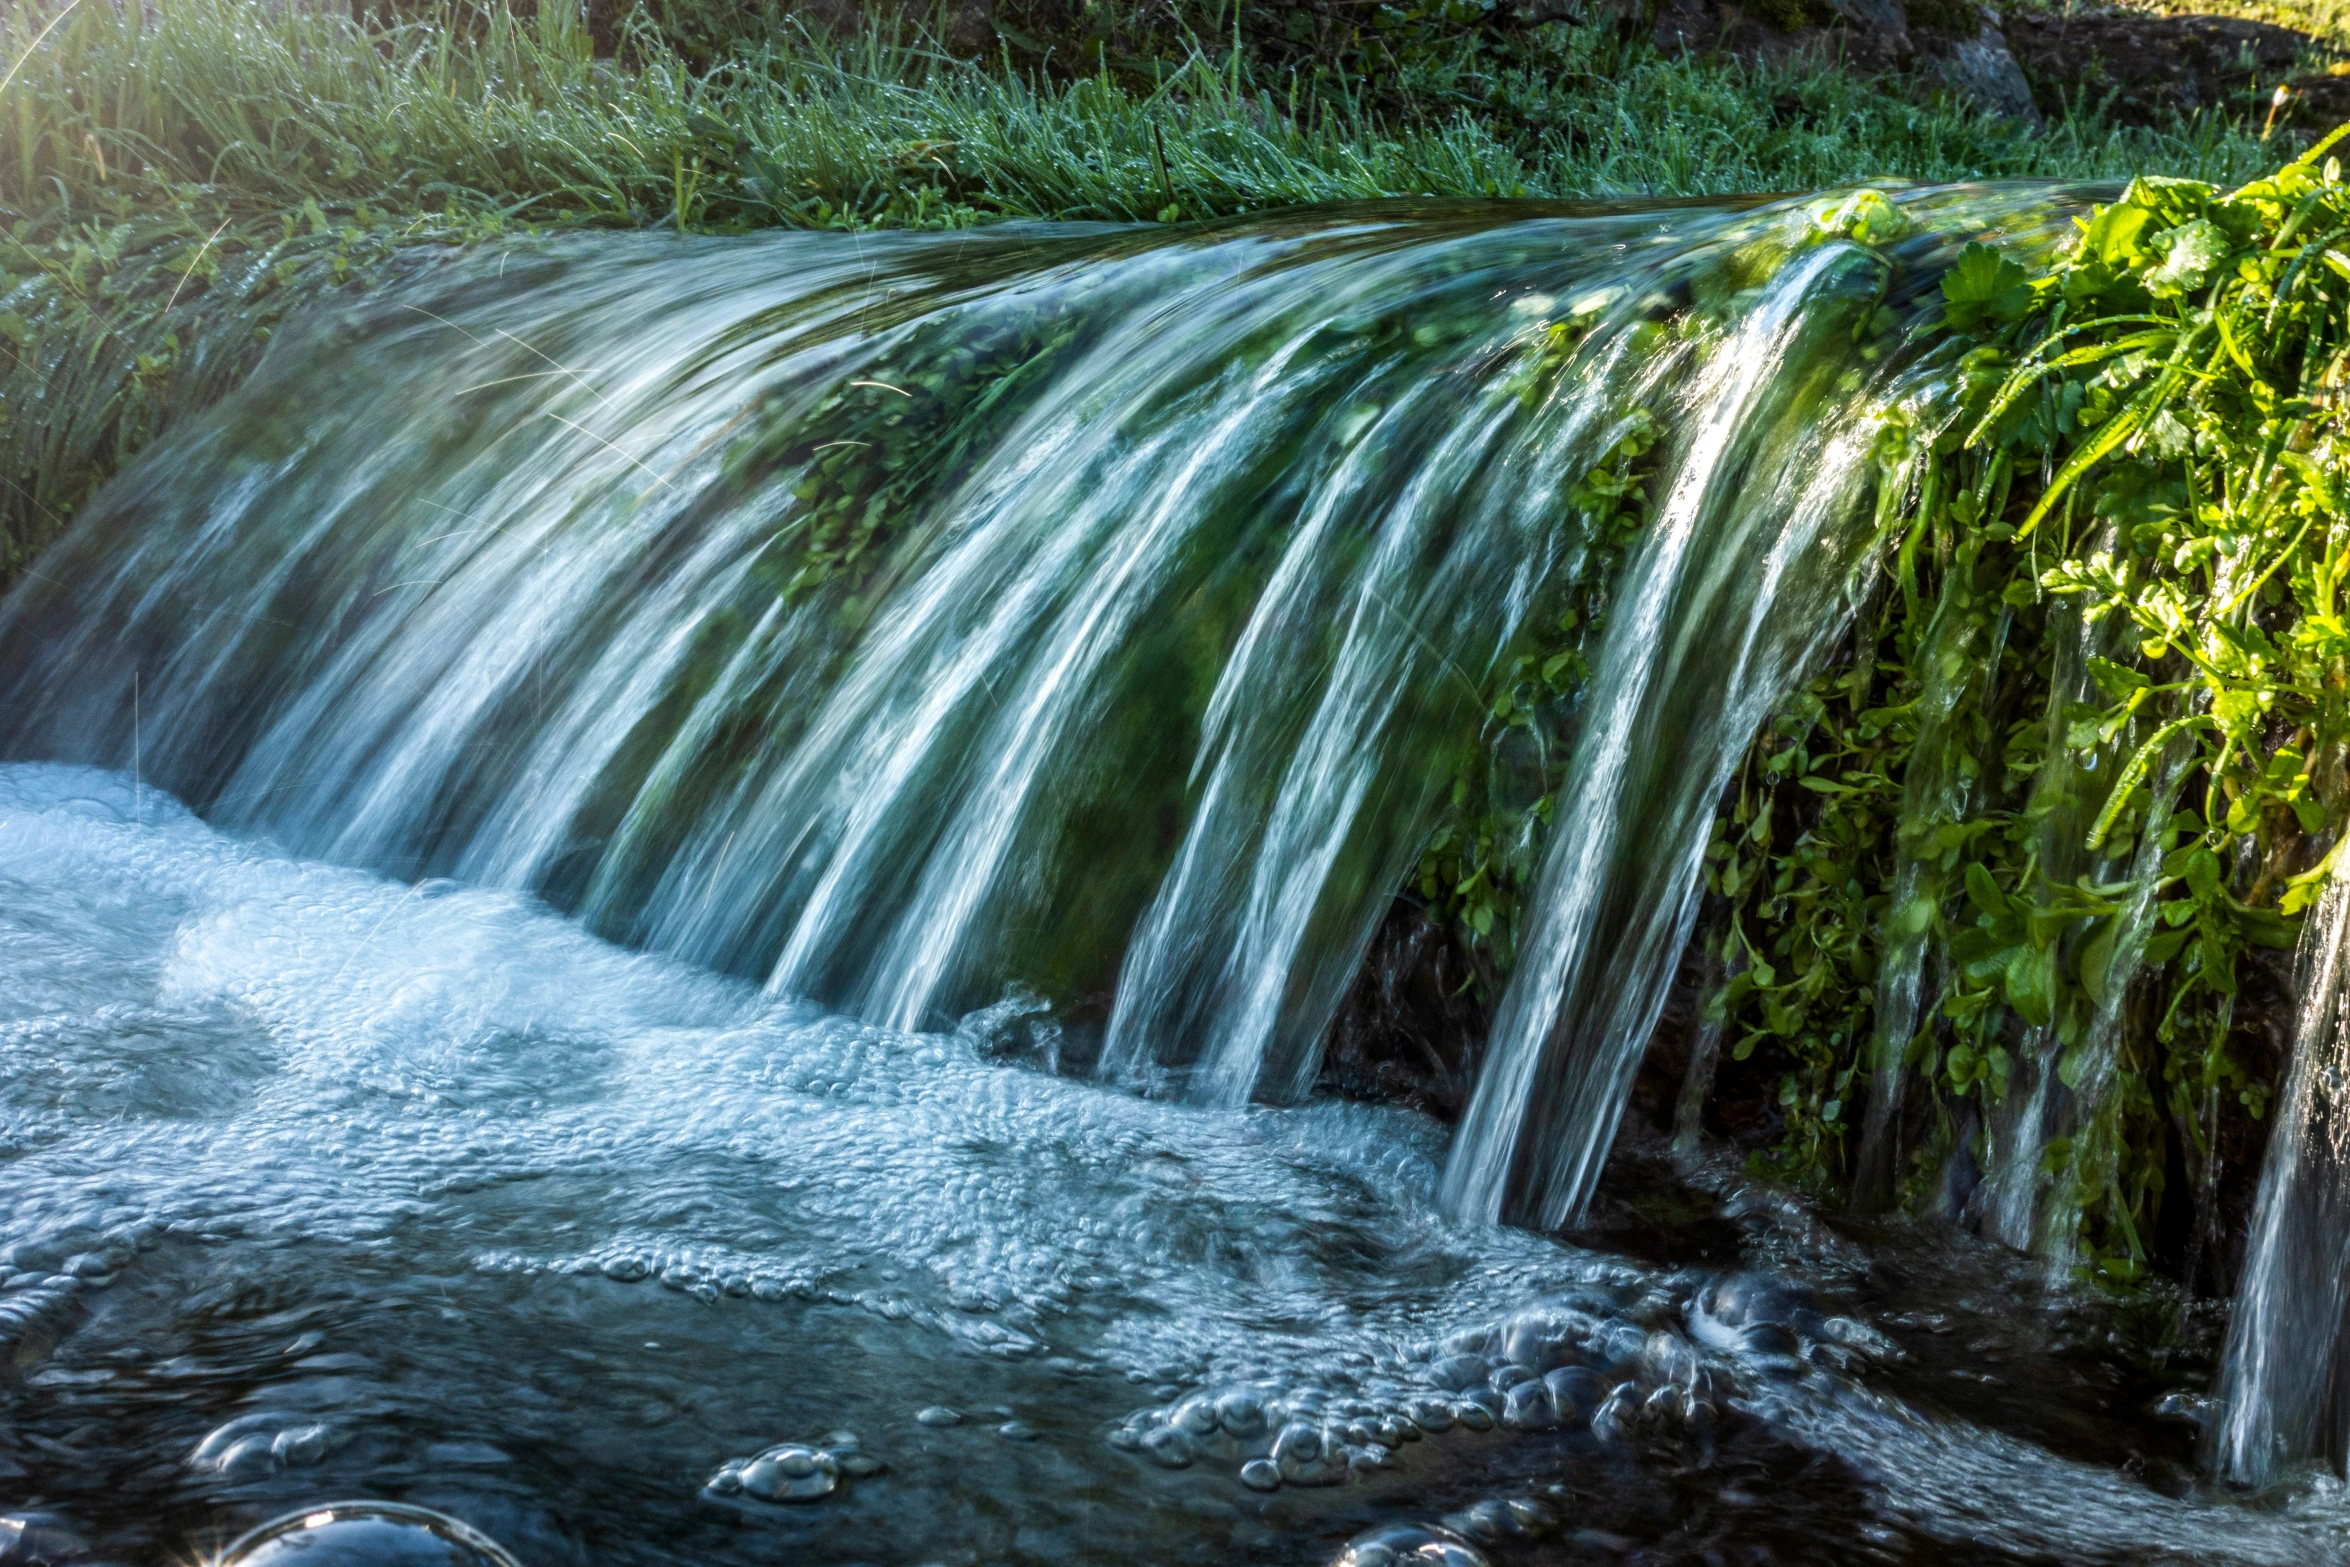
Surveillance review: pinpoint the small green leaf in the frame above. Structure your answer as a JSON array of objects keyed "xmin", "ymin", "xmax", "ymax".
[
  {"xmin": 2078, "ymin": 918, "xmax": 2119, "ymax": 1007},
  {"xmin": 1965, "ymin": 861, "xmax": 2006, "ymax": 919},
  {"xmin": 1942, "ymin": 243, "xmax": 2033, "ymax": 333},
  {"xmin": 2085, "ymin": 656, "xmax": 2149, "ymax": 703},
  {"xmin": 2004, "ymin": 943, "xmax": 2056, "ymax": 1028},
  {"xmin": 2184, "ymin": 848, "xmax": 2222, "ymax": 900},
  {"xmin": 2143, "ymin": 218, "xmax": 2228, "ymax": 297}
]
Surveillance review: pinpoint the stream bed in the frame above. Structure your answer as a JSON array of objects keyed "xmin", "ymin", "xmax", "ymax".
[{"xmin": 3, "ymin": 763, "xmax": 2346, "ymax": 1566}]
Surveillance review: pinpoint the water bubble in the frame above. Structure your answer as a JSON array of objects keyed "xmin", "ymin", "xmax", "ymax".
[
  {"xmin": 1499, "ymin": 1381, "xmax": 1557, "ymax": 1432},
  {"xmin": 996, "ymin": 1420, "xmax": 1039, "ymax": 1442},
  {"xmin": 216, "ymin": 1501, "xmax": 520, "ymax": 1566},
  {"xmin": 1485, "ymin": 1363, "xmax": 1534, "ymax": 1394},
  {"xmin": 1269, "ymin": 1421, "xmax": 1321, "ymax": 1465},
  {"xmin": 1426, "ymin": 1354, "xmax": 1485, "ymax": 1391},
  {"xmin": 273, "ymin": 1425, "xmax": 332, "ymax": 1465},
  {"xmin": 1589, "ymin": 1320, "xmax": 1646, "ymax": 1371},
  {"xmin": 1501, "ymin": 1308, "xmax": 1584, "ymax": 1371},
  {"xmin": 1170, "ymin": 1395, "xmax": 1220, "ymax": 1437},
  {"xmin": 190, "ymin": 1414, "xmax": 334, "ymax": 1476},
  {"xmin": 1641, "ymin": 1382, "xmax": 1682, "ymax": 1418},
  {"xmin": 915, "ymin": 1406, "xmax": 963, "ymax": 1426},
  {"xmin": 725, "ymin": 1443, "xmax": 841, "ymax": 1503},
  {"xmin": 1139, "ymin": 1426, "xmax": 1193, "ymax": 1468},
  {"xmin": 1589, "ymin": 1381, "xmax": 1639, "ymax": 1446},
  {"xmin": 1543, "ymin": 1365, "xmax": 1603, "ymax": 1424},
  {"xmin": 1272, "ymin": 1420, "xmax": 1345, "ymax": 1486},
  {"xmin": 1505, "ymin": 1497, "xmax": 1557, "ymax": 1535},
  {"xmin": 1693, "ymin": 1271, "xmax": 1818, "ymax": 1340},
  {"xmin": 1639, "ymin": 1330, "xmax": 1698, "ymax": 1388},
  {"xmin": 1329, "ymin": 1522, "xmax": 1489, "ymax": 1567},
  {"xmin": 1214, "ymin": 1389, "xmax": 1268, "ymax": 1438},
  {"xmin": 1405, "ymin": 1398, "xmax": 1452, "ymax": 1433},
  {"xmin": 0, "ymin": 1512, "xmax": 90, "ymax": 1567}
]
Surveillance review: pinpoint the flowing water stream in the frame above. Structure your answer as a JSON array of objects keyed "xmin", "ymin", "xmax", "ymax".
[{"xmin": 3, "ymin": 187, "xmax": 2350, "ymax": 1564}]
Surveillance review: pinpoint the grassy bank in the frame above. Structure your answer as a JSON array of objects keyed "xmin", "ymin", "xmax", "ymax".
[{"xmin": 0, "ymin": 0, "xmax": 2292, "ymax": 576}]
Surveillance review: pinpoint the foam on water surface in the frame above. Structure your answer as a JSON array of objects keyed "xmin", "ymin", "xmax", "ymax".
[{"xmin": 3, "ymin": 763, "xmax": 2348, "ymax": 1565}]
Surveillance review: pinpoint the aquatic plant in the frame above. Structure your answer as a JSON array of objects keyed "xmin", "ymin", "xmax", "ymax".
[{"xmin": 1705, "ymin": 133, "xmax": 2350, "ymax": 1296}]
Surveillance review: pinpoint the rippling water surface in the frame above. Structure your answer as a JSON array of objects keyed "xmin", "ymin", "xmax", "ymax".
[{"xmin": 2, "ymin": 763, "xmax": 2347, "ymax": 1566}]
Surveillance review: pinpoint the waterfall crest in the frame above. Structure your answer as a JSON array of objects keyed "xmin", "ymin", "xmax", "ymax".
[{"xmin": 0, "ymin": 187, "xmax": 2079, "ymax": 1227}]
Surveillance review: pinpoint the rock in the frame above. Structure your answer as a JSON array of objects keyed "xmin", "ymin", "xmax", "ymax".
[
  {"xmin": 1649, "ymin": 0, "xmax": 2039, "ymax": 121},
  {"xmin": 2003, "ymin": 8, "xmax": 2331, "ymax": 127},
  {"xmin": 1919, "ymin": 15, "xmax": 2039, "ymax": 123}
]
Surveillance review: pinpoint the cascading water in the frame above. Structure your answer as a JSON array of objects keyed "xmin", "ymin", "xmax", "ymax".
[
  {"xmin": 0, "ymin": 188, "xmax": 2052, "ymax": 1153},
  {"xmin": 2214, "ymin": 873, "xmax": 2350, "ymax": 1483},
  {"xmin": 1436, "ymin": 236, "xmax": 1916, "ymax": 1229},
  {"xmin": 7, "ymin": 185, "xmax": 2349, "ymax": 1566}
]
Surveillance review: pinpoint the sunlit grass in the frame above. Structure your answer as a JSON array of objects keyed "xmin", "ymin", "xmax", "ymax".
[{"xmin": 0, "ymin": 0, "xmax": 2287, "ymax": 578}]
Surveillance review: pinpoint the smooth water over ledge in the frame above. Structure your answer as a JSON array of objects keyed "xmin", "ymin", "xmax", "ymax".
[{"xmin": 0, "ymin": 186, "xmax": 2074, "ymax": 1229}]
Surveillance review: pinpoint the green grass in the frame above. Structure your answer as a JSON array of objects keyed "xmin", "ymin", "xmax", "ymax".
[{"xmin": 0, "ymin": 0, "xmax": 2289, "ymax": 576}]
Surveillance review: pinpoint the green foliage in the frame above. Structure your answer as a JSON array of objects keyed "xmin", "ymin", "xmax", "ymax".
[
  {"xmin": 745, "ymin": 302, "xmax": 1098, "ymax": 610},
  {"xmin": 1709, "ymin": 135, "xmax": 2350, "ymax": 1280}
]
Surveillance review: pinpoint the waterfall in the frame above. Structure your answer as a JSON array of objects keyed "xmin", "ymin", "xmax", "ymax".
[
  {"xmin": 1974, "ymin": 606, "xmax": 2098, "ymax": 1252},
  {"xmin": 2211, "ymin": 870, "xmax": 2350, "ymax": 1483},
  {"xmin": 0, "ymin": 186, "xmax": 2084, "ymax": 1230},
  {"xmin": 1438, "ymin": 240, "xmax": 1937, "ymax": 1229},
  {"xmin": 1847, "ymin": 535, "xmax": 2010, "ymax": 1210}
]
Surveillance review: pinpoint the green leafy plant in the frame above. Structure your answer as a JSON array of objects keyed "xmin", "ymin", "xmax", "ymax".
[{"xmin": 1709, "ymin": 134, "xmax": 2350, "ymax": 1283}]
